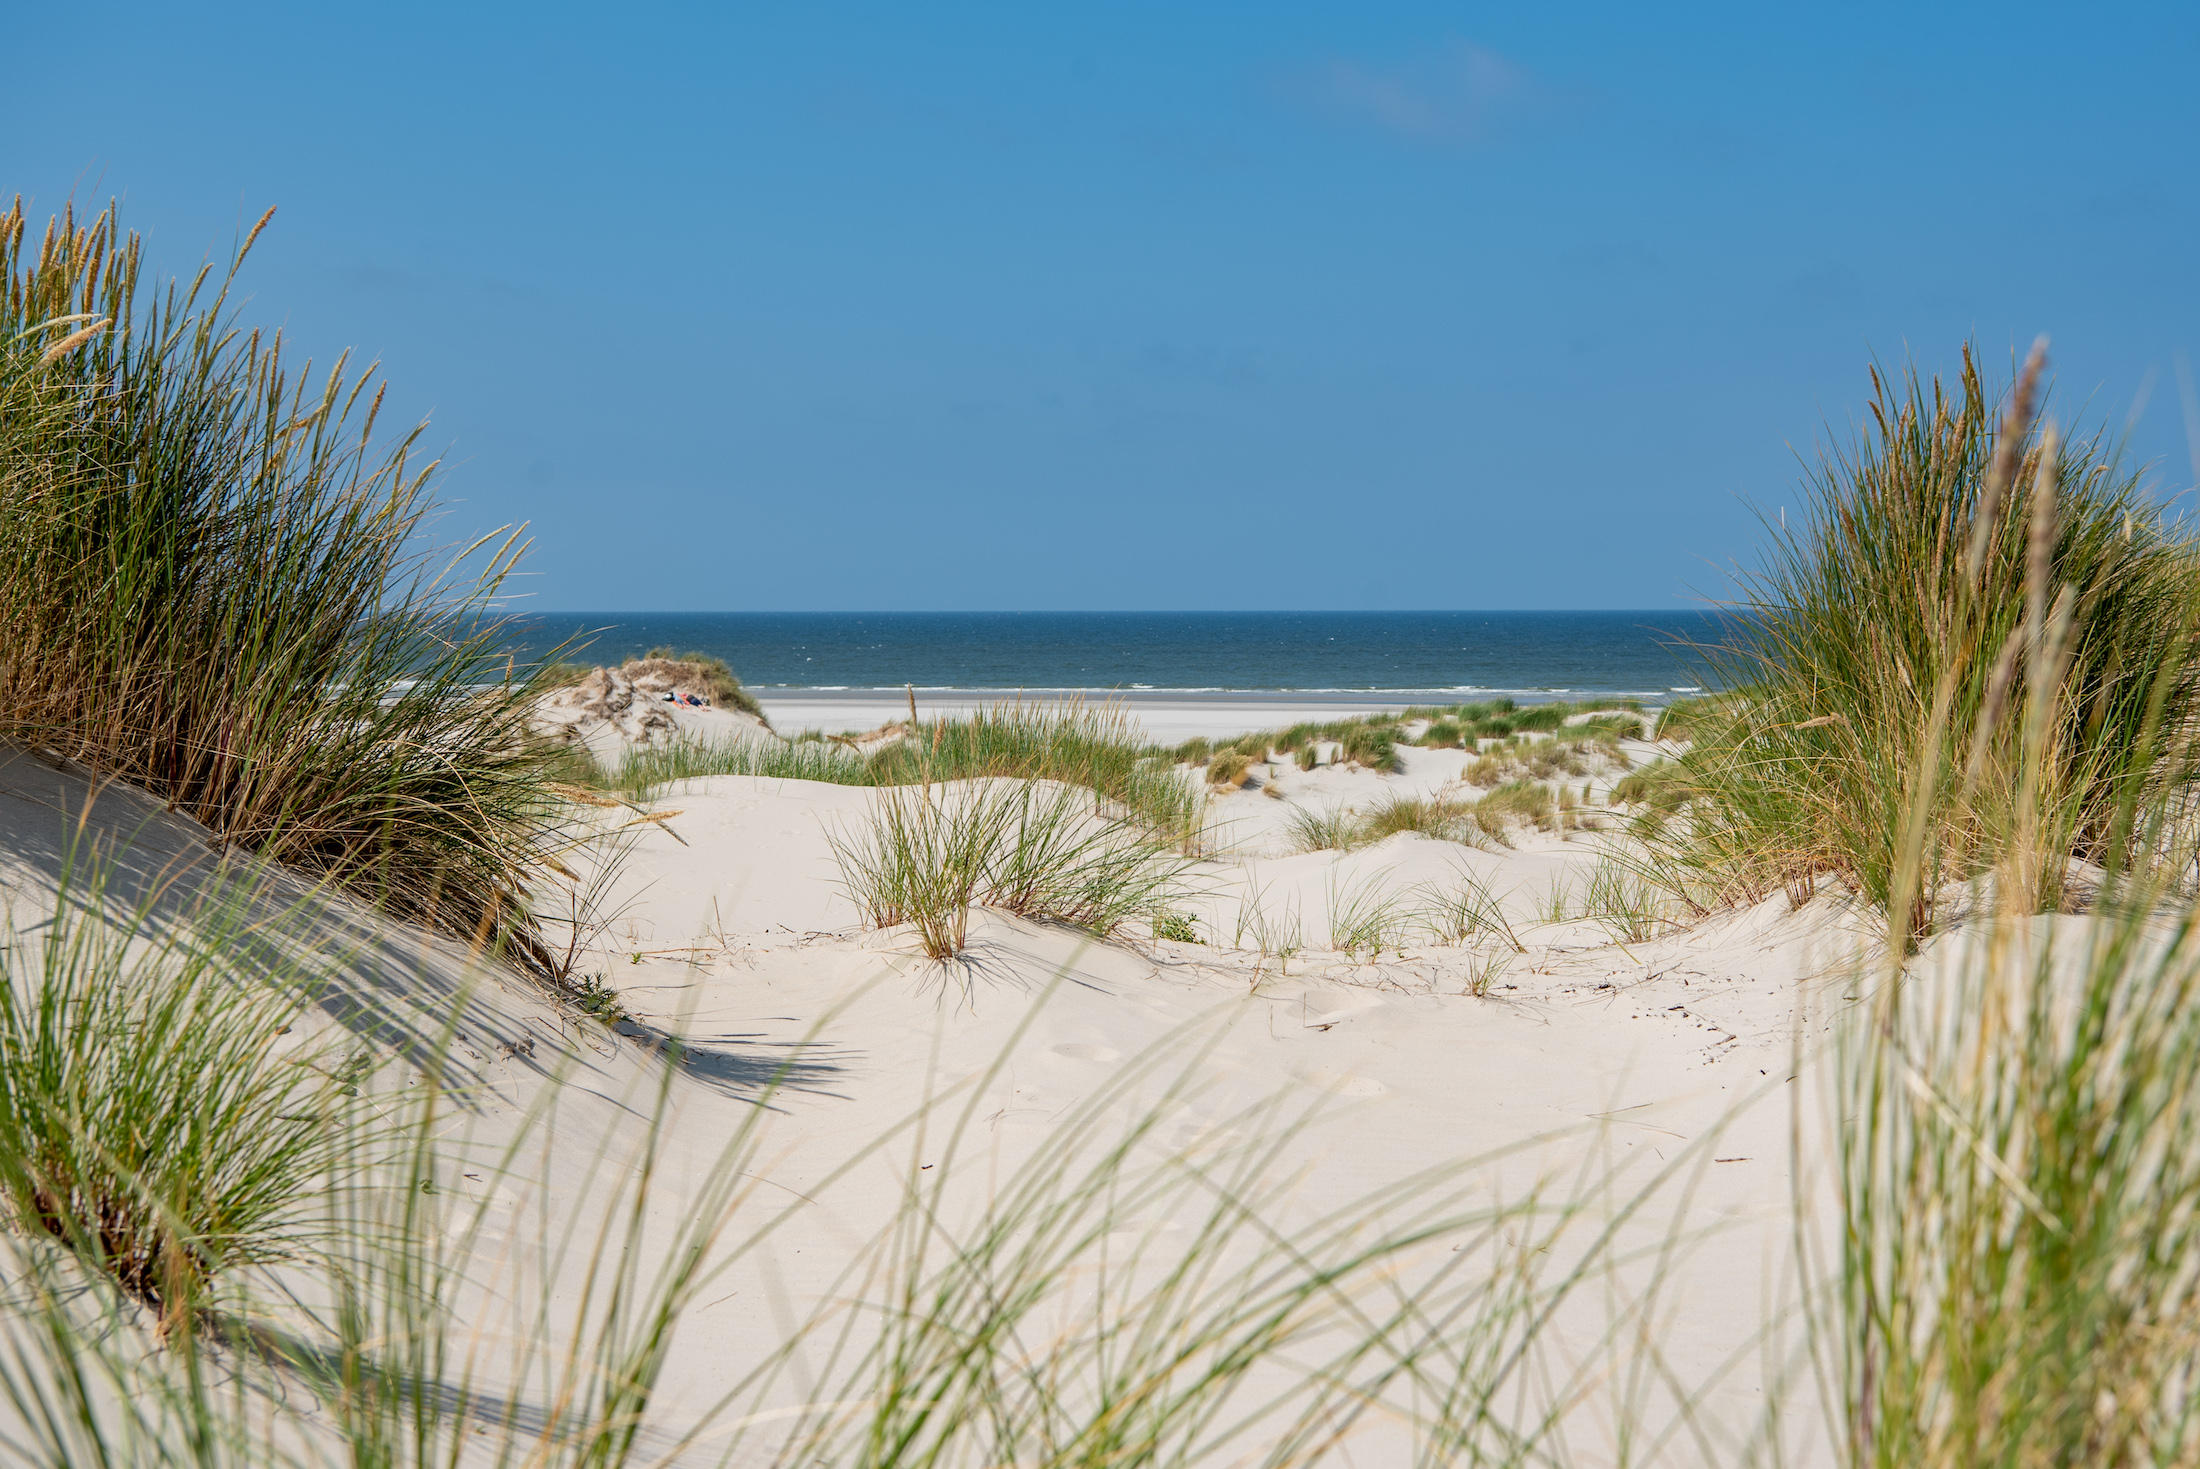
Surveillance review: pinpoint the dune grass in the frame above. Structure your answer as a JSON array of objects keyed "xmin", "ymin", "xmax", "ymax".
[
  {"xmin": 1289, "ymin": 791, "xmax": 1527, "ymax": 853},
  {"xmin": 1326, "ymin": 869, "xmax": 1417, "ymax": 959},
  {"xmin": 0, "ymin": 200, "xmax": 573, "ymax": 977},
  {"xmin": 1207, "ymin": 748, "xmax": 1258, "ymax": 788},
  {"xmin": 1475, "ymin": 779, "xmax": 1555, "ymax": 836},
  {"xmin": 1412, "ymin": 859, "xmax": 1525, "ymax": 955},
  {"xmin": 620, "ymin": 699, "xmax": 1206, "ymax": 850},
  {"xmin": 1823, "ymin": 630, "xmax": 2200, "ymax": 1464},
  {"xmin": 829, "ymin": 778, "xmax": 1194, "ymax": 958},
  {"xmin": 1634, "ymin": 343, "xmax": 2200, "ymax": 931},
  {"xmin": 1173, "ymin": 701, "xmax": 1647, "ymax": 781},
  {"xmin": 1833, "ymin": 899, "xmax": 2200, "ymax": 1467},
  {"xmin": 1358, "ymin": 792, "xmax": 1487, "ymax": 845},
  {"xmin": 614, "ymin": 732, "xmax": 875, "ymax": 794},
  {"xmin": 18, "ymin": 202, "xmax": 2200, "ymax": 1465},
  {"xmin": 874, "ymin": 699, "xmax": 1202, "ymax": 838},
  {"xmin": 0, "ymin": 916, "xmax": 768, "ymax": 1468},
  {"xmin": 1284, "ymin": 802, "xmax": 1365, "ymax": 853},
  {"xmin": 0, "ymin": 875, "xmax": 350, "ymax": 1332},
  {"xmin": 25, "ymin": 827, "xmax": 2200, "ymax": 1466}
]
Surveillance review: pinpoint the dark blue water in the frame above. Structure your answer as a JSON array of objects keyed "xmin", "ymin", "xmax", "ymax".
[{"xmin": 499, "ymin": 611, "xmax": 1725, "ymax": 697}]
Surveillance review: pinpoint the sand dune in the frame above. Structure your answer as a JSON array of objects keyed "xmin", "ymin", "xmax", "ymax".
[{"xmin": 0, "ymin": 718, "xmax": 1864, "ymax": 1462}]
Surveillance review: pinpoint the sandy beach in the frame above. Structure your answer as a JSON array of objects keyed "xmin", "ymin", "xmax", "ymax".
[
  {"xmin": 758, "ymin": 688, "xmax": 1501, "ymax": 744},
  {"xmin": 0, "ymin": 697, "xmax": 1858, "ymax": 1462}
]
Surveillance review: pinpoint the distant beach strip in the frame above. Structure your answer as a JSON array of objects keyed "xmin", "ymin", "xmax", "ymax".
[{"xmin": 503, "ymin": 611, "xmax": 1728, "ymax": 702}]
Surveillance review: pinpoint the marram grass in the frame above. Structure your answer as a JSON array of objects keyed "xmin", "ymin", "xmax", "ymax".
[
  {"xmin": 829, "ymin": 777, "xmax": 1193, "ymax": 957},
  {"xmin": 1636, "ymin": 342, "xmax": 2200, "ymax": 933},
  {"xmin": 0, "ymin": 871, "xmax": 351, "ymax": 1333},
  {"xmin": 0, "ymin": 199, "xmax": 577, "ymax": 978}
]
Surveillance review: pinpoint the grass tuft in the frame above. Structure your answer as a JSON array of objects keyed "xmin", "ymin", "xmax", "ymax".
[
  {"xmin": 0, "ymin": 200, "xmax": 571, "ymax": 978},
  {"xmin": 1638, "ymin": 343, "xmax": 2200, "ymax": 931},
  {"xmin": 829, "ymin": 778, "xmax": 1191, "ymax": 958},
  {"xmin": 0, "ymin": 874, "xmax": 349, "ymax": 1330}
]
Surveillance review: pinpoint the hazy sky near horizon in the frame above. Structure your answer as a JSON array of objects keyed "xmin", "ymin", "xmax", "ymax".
[{"xmin": 10, "ymin": 2, "xmax": 2199, "ymax": 611}]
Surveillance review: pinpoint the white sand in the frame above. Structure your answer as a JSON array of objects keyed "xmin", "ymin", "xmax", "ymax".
[
  {"xmin": 0, "ymin": 711, "xmax": 1866, "ymax": 1463},
  {"xmin": 759, "ymin": 689, "xmax": 1493, "ymax": 744}
]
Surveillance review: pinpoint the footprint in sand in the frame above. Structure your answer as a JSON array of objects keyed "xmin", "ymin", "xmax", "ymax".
[{"xmin": 1051, "ymin": 1042, "xmax": 1121, "ymax": 1063}]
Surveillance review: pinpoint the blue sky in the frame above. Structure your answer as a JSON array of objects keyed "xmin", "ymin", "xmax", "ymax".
[{"xmin": 10, "ymin": 2, "xmax": 2198, "ymax": 611}]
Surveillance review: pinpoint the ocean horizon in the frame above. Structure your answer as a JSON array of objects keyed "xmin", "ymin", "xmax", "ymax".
[{"xmin": 500, "ymin": 610, "xmax": 1731, "ymax": 699}]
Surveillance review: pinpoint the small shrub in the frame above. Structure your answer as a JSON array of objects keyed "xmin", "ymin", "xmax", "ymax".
[
  {"xmin": 555, "ymin": 970, "xmax": 629, "ymax": 1022},
  {"xmin": 1150, "ymin": 910, "xmax": 1200, "ymax": 943}
]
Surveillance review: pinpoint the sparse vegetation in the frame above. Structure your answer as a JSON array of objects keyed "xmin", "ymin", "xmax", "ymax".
[
  {"xmin": 873, "ymin": 699, "xmax": 1206, "ymax": 848},
  {"xmin": 1580, "ymin": 857, "xmax": 1673, "ymax": 943},
  {"xmin": 1325, "ymin": 870, "xmax": 1414, "ymax": 959},
  {"xmin": 1208, "ymin": 749, "xmax": 1256, "ymax": 788},
  {"xmin": 1475, "ymin": 779, "xmax": 1555, "ymax": 835},
  {"xmin": 614, "ymin": 734, "xmax": 873, "ymax": 796},
  {"xmin": 1412, "ymin": 860, "xmax": 1525, "ymax": 953},
  {"xmin": 21, "ymin": 198, "xmax": 2200, "ymax": 1469},
  {"xmin": 1359, "ymin": 792, "xmax": 1485, "ymax": 845},
  {"xmin": 827, "ymin": 782, "xmax": 1005, "ymax": 959},
  {"xmin": 828, "ymin": 778, "xmax": 1191, "ymax": 958},
  {"xmin": 1285, "ymin": 803, "xmax": 1363, "ymax": 853},
  {"xmin": 612, "ymin": 699, "xmax": 1207, "ymax": 851},
  {"xmin": 982, "ymin": 782, "xmax": 1196, "ymax": 936}
]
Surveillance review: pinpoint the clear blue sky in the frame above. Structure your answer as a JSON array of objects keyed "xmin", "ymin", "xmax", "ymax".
[{"xmin": 10, "ymin": 2, "xmax": 2197, "ymax": 611}]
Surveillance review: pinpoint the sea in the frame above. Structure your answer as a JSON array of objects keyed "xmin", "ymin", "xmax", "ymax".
[{"xmin": 499, "ymin": 611, "xmax": 1726, "ymax": 702}]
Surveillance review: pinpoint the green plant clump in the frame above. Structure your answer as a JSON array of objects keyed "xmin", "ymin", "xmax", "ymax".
[
  {"xmin": 1150, "ymin": 910, "xmax": 1200, "ymax": 943},
  {"xmin": 829, "ymin": 778, "xmax": 1192, "ymax": 958},
  {"xmin": 0, "ymin": 882, "xmax": 348, "ymax": 1329},
  {"xmin": 1636, "ymin": 344, "xmax": 2200, "ymax": 929},
  {"xmin": 0, "ymin": 201, "xmax": 569, "ymax": 975}
]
